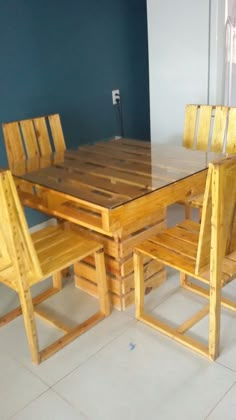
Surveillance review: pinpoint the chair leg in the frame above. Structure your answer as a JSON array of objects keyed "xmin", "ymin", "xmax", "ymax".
[
  {"xmin": 53, "ymin": 272, "xmax": 63, "ymax": 290},
  {"xmin": 94, "ymin": 249, "xmax": 110, "ymax": 316},
  {"xmin": 134, "ymin": 251, "xmax": 144, "ymax": 319},
  {"xmin": 208, "ymin": 276, "xmax": 221, "ymax": 360},
  {"xmin": 57, "ymin": 219, "xmax": 70, "ymax": 278},
  {"xmin": 180, "ymin": 271, "xmax": 188, "ymax": 286},
  {"xmin": 18, "ymin": 286, "xmax": 40, "ymax": 364},
  {"xmin": 185, "ymin": 204, "xmax": 191, "ymax": 219}
]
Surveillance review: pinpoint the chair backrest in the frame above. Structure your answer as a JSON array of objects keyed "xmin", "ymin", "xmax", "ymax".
[
  {"xmin": 2, "ymin": 114, "xmax": 66, "ymax": 169},
  {"xmin": 0, "ymin": 170, "xmax": 42, "ymax": 288},
  {"xmin": 195, "ymin": 155, "xmax": 236, "ymax": 275},
  {"xmin": 183, "ymin": 104, "xmax": 236, "ymax": 154}
]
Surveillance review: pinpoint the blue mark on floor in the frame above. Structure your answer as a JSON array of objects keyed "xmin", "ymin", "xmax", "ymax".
[{"xmin": 129, "ymin": 342, "xmax": 136, "ymax": 351}]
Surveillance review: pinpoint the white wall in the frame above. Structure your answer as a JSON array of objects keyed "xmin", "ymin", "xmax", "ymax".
[
  {"xmin": 147, "ymin": 0, "xmax": 225, "ymax": 144},
  {"xmin": 210, "ymin": 0, "xmax": 226, "ymax": 104}
]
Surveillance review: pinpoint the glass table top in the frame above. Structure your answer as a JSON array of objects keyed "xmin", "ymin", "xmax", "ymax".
[{"xmin": 10, "ymin": 139, "xmax": 224, "ymax": 209}]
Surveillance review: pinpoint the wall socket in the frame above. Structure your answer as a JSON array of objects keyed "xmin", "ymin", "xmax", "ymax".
[{"xmin": 112, "ymin": 89, "xmax": 120, "ymax": 105}]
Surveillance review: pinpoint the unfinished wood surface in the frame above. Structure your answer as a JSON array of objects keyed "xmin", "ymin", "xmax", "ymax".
[
  {"xmin": 195, "ymin": 165, "xmax": 213, "ymax": 272},
  {"xmin": 48, "ymin": 114, "xmax": 66, "ymax": 152},
  {"xmin": 209, "ymin": 162, "xmax": 222, "ymax": 359},
  {"xmin": 14, "ymin": 140, "xmax": 211, "ymax": 207},
  {"xmin": 2, "ymin": 114, "xmax": 66, "ymax": 169},
  {"xmin": 182, "ymin": 104, "xmax": 236, "ymax": 218},
  {"xmin": 11, "ymin": 142, "xmax": 209, "ymax": 237},
  {"xmin": 183, "ymin": 104, "xmax": 236, "ymax": 153},
  {"xmin": 134, "ymin": 252, "xmax": 145, "ymax": 318},
  {"xmin": 76, "ymin": 268, "xmax": 166, "ymax": 311},
  {"xmin": 9, "ymin": 140, "xmax": 221, "ymax": 308},
  {"xmin": 196, "ymin": 105, "xmax": 212, "ymax": 151},
  {"xmin": 209, "ymin": 159, "xmax": 236, "ymax": 358},
  {"xmin": 134, "ymin": 155, "xmax": 236, "ymax": 360},
  {"xmin": 0, "ymin": 170, "xmax": 110, "ymax": 364},
  {"xmin": 71, "ymin": 215, "xmax": 165, "ymax": 309},
  {"xmin": 226, "ymin": 108, "xmax": 236, "ymax": 154}
]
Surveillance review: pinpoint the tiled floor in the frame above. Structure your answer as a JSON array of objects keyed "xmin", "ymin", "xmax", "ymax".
[{"xmin": 1, "ymin": 205, "xmax": 236, "ymax": 420}]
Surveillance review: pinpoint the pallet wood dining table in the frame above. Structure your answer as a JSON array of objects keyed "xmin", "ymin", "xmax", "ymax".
[{"xmin": 10, "ymin": 138, "xmax": 222, "ymax": 310}]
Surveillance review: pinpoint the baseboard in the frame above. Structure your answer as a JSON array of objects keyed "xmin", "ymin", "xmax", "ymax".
[{"xmin": 29, "ymin": 218, "xmax": 57, "ymax": 233}]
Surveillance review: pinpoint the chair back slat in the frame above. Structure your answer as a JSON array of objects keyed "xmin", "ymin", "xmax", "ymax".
[
  {"xmin": 0, "ymin": 171, "xmax": 42, "ymax": 287},
  {"xmin": 228, "ymin": 207, "xmax": 236, "ymax": 253},
  {"xmin": 195, "ymin": 156, "xmax": 236, "ymax": 274},
  {"xmin": 196, "ymin": 105, "xmax": 212, "ymax": 151},
  {"xmin": 2, "ymin": 114, "xmax": 66, "ymax": 170},
  {"xmin": 211, "ymin": 106, "xmax": 228, "ymax": 152},
  {"xmin": 48, "ymin": 114, "xmax": 66, "ymax": 152},
  {"xmin": 0, "ymin": 226, "xmax": 12, "ymax": 272},
  {"xmin": 20, "ymin": 119, "xmax": 40, "ymax": 159},
  {"xmin": 223, "ymin": 165, "xmax": 236, "ymax": 254},
  {"xmin": 2, "ymin": 122, "xmax": 25, "ymax": 168},
  {"xmin": 226, "ymin": 108, "xmax": 236, "ymax": 154},
  {"xmin": 195, "ymin": 164, "xmax": 213, "ymax": 271},
  {"xmin": 33, "ymin": 117, "xmax": 52, "ymax": 155},
  {"xmin": 210, "ymin": 159, "xmax": 236, "ymax": 288},
  {"xmin": 183, "ymin": 104, "xmax": 236, "ymax": 154},
  {"xmin": 183, "ymin": 105, "xmax": 198, "ymax": 149}
]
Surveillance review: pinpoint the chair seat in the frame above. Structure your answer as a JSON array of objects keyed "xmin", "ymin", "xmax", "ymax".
[
  {"xmin": 31, "ymin": 226, "xmax": 102, "ymax": 284},
  {"xmin": 136, "ymin": 220, "xmax": 199, "ymax": 276},
  {"xmin": 136, "ymin": 220, "xmax": 236, "ymax": 284}
]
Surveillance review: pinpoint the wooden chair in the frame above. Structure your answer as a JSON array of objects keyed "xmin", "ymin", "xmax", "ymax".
[
  {"xmin": 134, "ymin": 155, "xmax": 236, "ymax": 360},
  {"xmin": 2, "ymin": 114, "xmax": 66, "ymax": 169},
  {"xmin": 0, "ymin": 170, "xmax": 110, "ymax": 364},
  {"xmin": 2, "ymin": 113, "xmax": 68, "ymax": 234},
  {"xmin": 182, "ymin": 104, "xmax": 236, "ymax": 218}
]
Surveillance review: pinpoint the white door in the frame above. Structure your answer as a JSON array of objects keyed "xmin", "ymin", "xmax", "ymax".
[
  {"xmin": 147, "ymin": 0, "xmax": 225, "ymax": 144},
  {"xmin": 225, "ymin": 0, "xmax": 236, "ymax": 105}
]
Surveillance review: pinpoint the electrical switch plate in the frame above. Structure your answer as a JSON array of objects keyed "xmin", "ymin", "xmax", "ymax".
[{"xmin": 112, "ymin": 89, "xmax": 120, "ymax": 105}]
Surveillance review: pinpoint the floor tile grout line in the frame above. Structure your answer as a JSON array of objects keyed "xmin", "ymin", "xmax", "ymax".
[
  {"xmin": 0, "ymin": 347, "xmax": 51, "ymax": 389},
  {"xmin": 117, "ymin": 309, "xmax": 137, "ymax": 320},
  {"xmin": 52, "ymin": 388, "xmax": 92, "ymax": 420},
  {"xmin": 149, "ymin": 286, "xmax": 180, "ymax": 313},
  {"xmin": 14, "ymin": 356, "xmax": 53, "ymax": 389},
  {"xmin": 51, "ymin": 319, "xmax": 138, "ymax": 388},
  {"xmin": 216, "ymin": 360, "xmax": 236, "ymax": 375},
  {"xmin": 147, "ymin": 270, "xmax": 202, "ymax": 315},
  {"xmin": 7, "ymin": 388, "xmax": 49, "ymax": 420},
  {"xmin": 0, "ymin": 311, "xmax": 136, "ymax": 390},
  {"xmin": 7, "ymin": 387, "xmax": 91, "ymax": 420},
  {"xmin": 203, "ymin": 380, "xmax": 236, "ymax": 419}
]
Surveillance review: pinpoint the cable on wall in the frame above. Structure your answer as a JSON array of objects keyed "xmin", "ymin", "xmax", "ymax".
[{"xmin": 114, "ymin": 91, "xmax": 125, "ymax": 137}]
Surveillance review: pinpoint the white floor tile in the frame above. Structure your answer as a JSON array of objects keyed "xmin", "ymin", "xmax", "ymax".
[
  {"xmin": 213, "ymin": 311, "xmax": 236, "ymax": 373},
  {"xmin": 54, "ymin": 322, "xmax": 236, "ymax": 420},
  {"xmin": 1, "ymin": 205, "xmax": 236, "ymax": 420},
  {"xmin": 125, "ymin": 267, "xmax": 179, "ymax": 318},
  {"xmin": 206, "ymin": 382, "xmax": 236, "ymax": 419},
  {"xmin": 11, "ymin": 389, "xmax": 88, "ymax": 420},
  {"xmin": 0, "ymin": 353, "xmax": 47, "ymax": 420},
  {"xmin": 150, "ymin": 281, "xmax": 208, "ymax": 333},
  {"xmin": 0, "ymin": 281, "xmax": 134, "ymax": 386},
  {"xmin": 175, "ymin": 281, "xmax": 236, "ymax": 369},
  {"xmin": 29, "ymin": 310, "xmax": 134, "ymax": 386}
]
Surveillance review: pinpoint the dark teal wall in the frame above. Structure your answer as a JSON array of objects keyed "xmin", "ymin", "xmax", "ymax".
[{"xmin": 0, "ymin": 0, "xmax": 150, "ymax": 226}]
